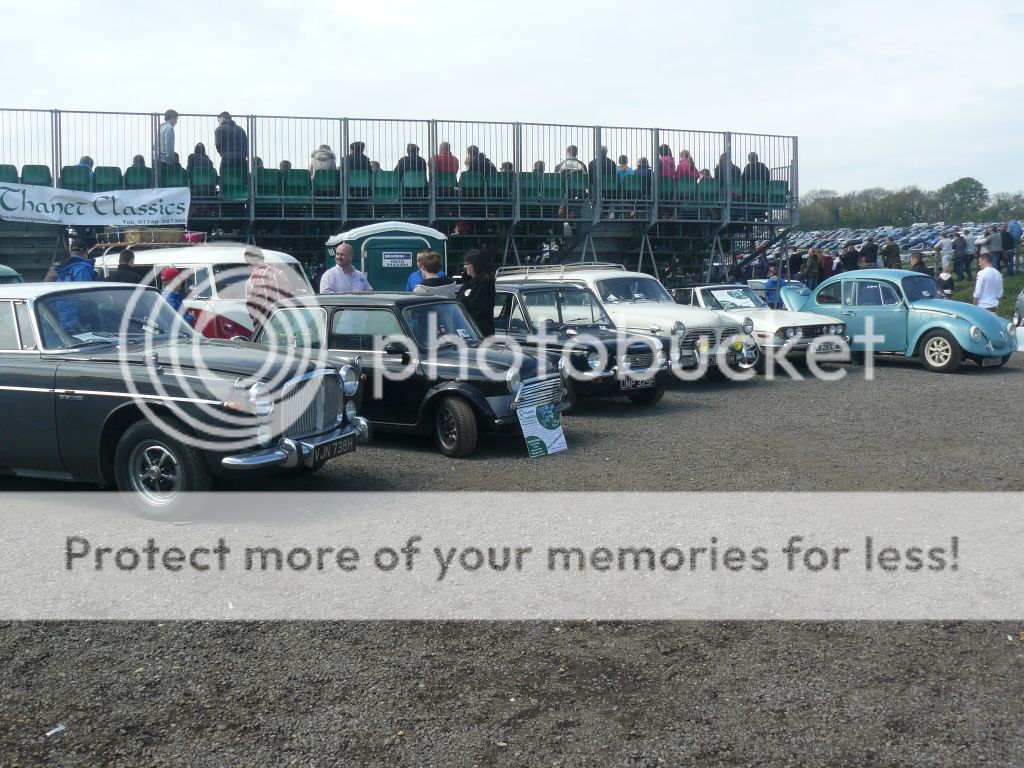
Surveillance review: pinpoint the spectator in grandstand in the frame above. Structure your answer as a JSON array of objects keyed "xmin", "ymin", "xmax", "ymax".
[
  {"xmin": 656, "ymin": 144, "xmax": 675, "ymax": 178},
  {"xmin": 395, "ymin": 143, "xmax": 427, "ymax": 178},
  {"xmin": 369, "ymin": 161, "xmax": 381, "ymax": 175},
  {"xmin": 214, "ymin": 112, "xmax": 249, "ymax": 172},
  {"xmin": 309, "ymin": 144, "xmax": 337, "ymax": 175},
  {"xmin": 741, "ymin": 152, "xmax": 770, "ymax": 187},
  {"xmin": 431, "ymin": 142, "xmax": 460, "ymax": 176},
  {"xmin": 676, "ymin": 150, "xmax": 699, "ymax": 180},
  {"xmin": 880, "ymin": 236, "xmax": 902, "ymax": 269},
  {"xmin": 254, "ymin": 157, "xmax": 265, "ymax": 169},
  {"xmin": 413, "ymin": 250, "xmax": 455, "ymax": 296},
  {"xmin": 616, "ymin": 155, "xmax": 633, "ymax": 182},
  {"xmin": 279, "ymin": 160, "xmax": 293, "ymax": 174},
  {"xmin": 187, "ymin": 143, "xmax": 214, "ymax": 174},
  {"xmin": 1000, "ymin": 223, "xmax": 1016, "ymax": 276},
  {"xmin": 464, "ymin": 145, "xmax": 496, "ymax": 175},
  {"xmin": 634, "ymin": 157, "xmax": 653, "ymax": 194},
  {"xmin": 104, "ymin": 249, "xmax": 142, "ymax": 284},
  {"xmin": 588, "ymin": 146, "xmax": 616, "ymax": 182},
  {"xmin": 129, "ymin": 155, "xmax": 146, "ymax": 169},
  {"xmin": 172, "ymin": 152, "xmax": 181, "ymax": 167},
  {"xmin": 344, "ymin": 141, "xmax": 372, "ymax": 177},
  {"xmin": 973, "ymin": 253, "xmax": 1003, "ymax": 310},
  {"xmin": 156, "ymin": 109, "xmax": 178, "ymax": 170},
  {"xmin": 320, "ymin": 242, "xmax": 372, "ymax": 294},
  {"xmin": 554, "ymin": 145, "xmax": 587, "ymax": 174},
  {"xmin": 499, "ymin": 161, "xmax": 515, "ymax": 175},
  {"xmin": 75, "ymin": 156, "xmax": 95, "ymax": 180},
  {"xmin": 244, "ymin": 246, "xmax": 293, "ymax": 327},
  {"xmin": 457, "ymin": 249, "xmax": 496, "ymax": 336},
  {"xmin": 714, "ymin": 154, "xmax": 742, "ymax": 195}
]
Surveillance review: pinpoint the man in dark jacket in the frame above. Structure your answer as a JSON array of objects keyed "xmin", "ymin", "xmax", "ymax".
[
  {"xmin": 104, "ymin": 249, "xmax": 142, "ymax": 284},
  {"xmin": 394, "ymin": 144, "xmax": 427, "ymax": 178},
  {"xmin": 1000, "ymin": 224, "xmax": 1016, "ymax": 276},
  {"xmin": 859, "ymin": 237, "xmax": 879, "ymax": 268},
  {"xmin": 880, "ymin": 236, "xmax": 902, "ymax": 269},
  {"xmin": 588, "ymin": 146, "xmax": 617, "ymax": 185},
  {"xmin": 344, "ymin": 141, "xmax": 372, "ymax": 176},
  {"xmin": 214, "ymin": 111, "xmax": 248, "ymax": 171},
  {"xmin": 741, "ymin": 152, "xmax": 770, "ymax": 186},
  {"xmin": 841, "ymin": 243, "xmax": 860, "ymax": 273},
  {"xmin": 952, "ymin": 232, "xmax": 968, "ymax": 280}
]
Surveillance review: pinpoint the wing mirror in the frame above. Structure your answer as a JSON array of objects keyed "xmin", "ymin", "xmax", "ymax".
[{"xmin": 383, "ymin": 341, "xmax": 411, "ymax": 364}]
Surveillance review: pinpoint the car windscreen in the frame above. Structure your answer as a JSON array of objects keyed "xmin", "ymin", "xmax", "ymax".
[
  {"xmin": 34, "ymin": 288, "xmax": 192, "ymax": 350},
  {"xmin": 901, "ymin": 275, "xmax": 943, "ymax": 302},
  {"xmin": 702, "ymin": 287, "xmax": 765, "ymax": 310},
  {"xmin": 257, "ymin": 306, "xmax": 327, "ymax": 349},
  {"xmin": 522, "ymin": 288, "xmax": 611, "ymax": 328},
  {"xmin": 402, "ymin": 302, "xmax": 482, "ymax": 348},
  {"xmin": 213, "ymin": 263, "xmax": 312, "ymax": 300},
  {"xmin": 595, "ymin": 277, "xmax": 672, "ymax": 303}
]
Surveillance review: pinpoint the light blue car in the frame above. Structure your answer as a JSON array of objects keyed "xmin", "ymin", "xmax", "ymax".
[{"xmin": 780, "ymin": 269, "xmax": 1017, "ymax": 373}]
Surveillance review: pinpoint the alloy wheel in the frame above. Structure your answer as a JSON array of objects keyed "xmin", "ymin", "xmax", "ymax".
[{"xmin": 128, "ymin": 441, "xmax": 183, "ymax": 506}]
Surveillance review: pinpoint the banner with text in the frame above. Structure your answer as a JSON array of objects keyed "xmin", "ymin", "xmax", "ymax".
[{"xmin": 0, "ymin": 182, "xmax": 190, "ymax": 226}]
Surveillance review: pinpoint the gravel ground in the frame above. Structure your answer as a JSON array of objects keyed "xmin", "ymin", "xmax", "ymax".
[{"xmin": 2, "ymin": 355, "xmax": 1022, "ymax": 767}]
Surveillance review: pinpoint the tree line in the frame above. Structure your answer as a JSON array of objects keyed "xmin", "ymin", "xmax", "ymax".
[{"xmin": 798, "ymin": 177, "xmax": 1023, "ymax": 230}]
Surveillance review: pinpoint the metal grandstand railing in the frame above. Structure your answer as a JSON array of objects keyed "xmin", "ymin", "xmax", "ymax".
[{"xmin": 0, "ymin": 108, "xmax": 798, "ymax": 230}]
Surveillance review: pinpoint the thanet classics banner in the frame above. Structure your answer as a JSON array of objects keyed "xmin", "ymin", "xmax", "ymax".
[{"xmin": 0, "ymin": 182, "xmax": 190, "ymax": 226}]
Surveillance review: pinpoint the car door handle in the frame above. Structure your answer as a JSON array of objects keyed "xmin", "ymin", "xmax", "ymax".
[{"xmin": 841, "ymin": 311, "xmax": 855, "ymax": 316}]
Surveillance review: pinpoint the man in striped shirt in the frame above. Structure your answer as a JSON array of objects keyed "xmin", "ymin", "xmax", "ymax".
[{"xmin": 244, "ymin": 246, "xmax": 292, "ymax": 329}]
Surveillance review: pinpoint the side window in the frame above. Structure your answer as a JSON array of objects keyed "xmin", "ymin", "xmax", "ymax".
[
  {"xmin": 329, "ymin": 308, "xmax": 404, "ymax": 351},
  {"xmin": 0, "ymin": 302, "xmax": 17, "ymax": 350},
  {"xmin": 15, "ymin": 303, "xmax": 36, "ymax": 349},
  {"xmin": 880, "ymin": 283, "xmax": 901, "ymax": 305},
  {"xmin": 842, "ymin": 281, "xmax": 856, "ymax": 306},
  {"xmin": 190, "ymin": 267, "xmax": 213, "ymax": 300},
  {"xmin": 493, "ymin": 293, "xmax": 528, "ymax": 334},
  {"xmin": 855, "ymin": 281, "xmax": 883, "ymax": 307},
  {"xmin": 816, "ymin": 282, "xmax": 842, "ymax": 305}
]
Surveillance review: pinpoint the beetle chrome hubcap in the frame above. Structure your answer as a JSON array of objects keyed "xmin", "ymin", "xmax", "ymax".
[
  {"xmin": 438, "ymin": 409, "xmax": 457, "ymax": 448},
  {"xmin": 129, "ymin": 442, "xmax": 182, "ymax": 504},
  {"xmin": 925, "ymin": 338, "xmax": 952, "ymax": 366}
]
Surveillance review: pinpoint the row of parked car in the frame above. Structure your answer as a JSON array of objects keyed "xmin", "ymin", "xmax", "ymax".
[
  {"xmin": 0, "ymin": 239, "xmax": 1018, "ymax": 517},
  {"xmin": 779, "ymin": 221, "xmax": 1013, "ymax": 258}
]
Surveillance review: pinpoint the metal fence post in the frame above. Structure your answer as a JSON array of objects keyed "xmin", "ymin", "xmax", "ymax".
[
  {"xmin": 651, "ymin": 128, "xmax": 660, "ymax": 225},
  {"xmin": 791, "ymin": 136, "xmax": 799, "ymax": 227},
  {"xmin": 594, "ymin": 125, "xmax": 602, "ymax": 223},
  {"xmin": 723, "ymin": 131, "xmax": 733, "ymax": 227},
  {"xmin": 51, "ymin": 110, "xmax": 61, "ymax": 186},
  {"xmin": 151, "ymin": 112, "xmax": 161, "ymax": 187},
  {"xmin": 341, "ymin": 118, "xmax": 349, "ymax": 224},
  {"xmin": 513, "ymin": 122, "xmax": 522, "ymax": 223},
  {"xmin": 428, "ymin": 119, "xmax": 437, "ymax": 223}
]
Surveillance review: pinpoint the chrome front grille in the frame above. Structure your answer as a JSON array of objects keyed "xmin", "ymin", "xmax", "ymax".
[
  {"xmin": 514, "ymin": 374, "xmax": 564, "ymax": 409},
  {"xmin": 800, "ymin": 325, "xmax": 827, "ymax": 338},
  {"xmin": 281, "ymin": 371, "xmax": 342, "ymax": 439},
  {"xmin": 680, "ymin": 327, "xmax": 717, "ymax": 351},
  {"xmin": 622, "ymin": 350, "xmax": 655, "ymax": 370},
  {"xmin": 720, "ymin": 325, "xmax": 742, "ymax": 340}
]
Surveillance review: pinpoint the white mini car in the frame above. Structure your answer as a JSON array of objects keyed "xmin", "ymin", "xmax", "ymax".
[{"xmin": 498, "ymin": 265, "xmax": 757, "ymax": 372}]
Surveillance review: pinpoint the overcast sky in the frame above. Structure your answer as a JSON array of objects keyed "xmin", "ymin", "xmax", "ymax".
[{"xmin": 4, "ymin": 0, "xmax": 1022, "ymax": 195}]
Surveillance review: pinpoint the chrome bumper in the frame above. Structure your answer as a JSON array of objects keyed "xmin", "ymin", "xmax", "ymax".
[
  {"xmin": 221, "ymin": 417, "xmax": 371, "ymax": 470},
  {"xmin": 673, "ymin": 346, "xmax": 754, "ymax": 370}
]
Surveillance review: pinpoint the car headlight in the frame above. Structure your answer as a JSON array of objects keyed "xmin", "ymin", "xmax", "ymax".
[
  {"xmin": 671, "ymin": 320, "xmax": 685, "ymax": 336},
  {"xmin": 248, "ymin": 382, "xmax": 274, "ymax": 418},
  {"xmin": 339, "ymin": 364, "xmax": 359, "ymax": 397},
  {"xmin": 557, "ymin": 356, "xmax": 570, "ymax": 382},
  {"xmin": 784, "ymin": 327, "xmax": 796, "ymax": 338},
  {"xmin": 741, "ymin": 317, "xmax": 754, "ymax": 335},
  {"xmin": 585, "ymin": 349, "xmax": 601, "ymax": 370},
  {"xmin": 969, "ymin": 325, "xmax": 982, "ymax": 343},
  {"xmin": 507, "ymin": 369, "xmax": 522, "ymax": 394},
  {"xmin": 1008, "ymin": 321, "xmax": 1016, "ymax": 337}
]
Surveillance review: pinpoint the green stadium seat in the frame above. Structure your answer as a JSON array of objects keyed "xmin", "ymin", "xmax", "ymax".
[
  {"xmin": 220, "ymin": 167, "xmax": 249, "ymax": 201},
  {"xmin": 622, "ymin": 174, "xmax": 647, "ymax": 199},
  {"xmin": 459, "ymin": 171, "xmax": 485, "ymax": 198},
  {"xmin": 769, "ymin": 180, "xmax": 788, "ymax": 208},
  {"xmin": 540, "ymin": 173, "xmax": 564, "ymax": 203},
  {"xmin": 729, "ymin": 179, "xmax": 744, "ymax": 198},
  {"xmin": 93, "ymin": 166, "xmax": 123, "ymax": 193},
  {"xmin": 60, "ymin": 165, "xmax": 92, "ymax": 192},
  {"xmin": 0, "ymin": 165, "xmax": 18, "ymax": 183},
  {"xmin": 282, "ymin": 169, "xmax": 311, "ymax": 197},
  {"xmin": 564, "ymin": 171, "xmax": 588, "ymax": 196},
  {"xmin": 656, "ymin": 175, "xmax": 675, "ymax": 201},
  {"xmin": 161, "ymin": 165, "xmax": 187, "ymax": 188},
  {"xmin": 745, "ymin": 181, "xmax": 768, "ymax": 202},
  {"xmin": 519, "ymin": 174, "xmax": 539, "ymax": 199},
  {"xmin": 256, "ymin": 168, "xmax": 281, "ymax": 197},
  {"xmin": 487, "ymin": 172, "xmax": 512, "ymax": 198},
  {"xmin": 373, "ymin": 170, "xmax": 400, "ymax": 203},
  {"xmin": 347, "ymin": 169, "xmax": 370, "ymax": 198},
  {"xmin": 434, "ymin": 171, "xmax": 457, "ymax": 197},
  {"xmin": 697, "ymin": 181, "xmax": 720, "ymax": 203},
  {"xmin": 312, "ymin": 169, "xmax": 340, "ymax": 197},
  {"xmin": 20, "ymin": 165, "xmax": 52, "ymax": 186},
  {"xmin": 402, "ymin": 171, "xmax": 428, "ymax": 197},
  {"xmin": 189, "ymin": 166, "xmax": 218, "ymax": 197},
  {"xmin": 677, "ymin": 178, "xmax": 698, "ymax": 200},
  {"xmin": 600, "ymin": 173, "xmax": 620, "ymax": 199},
  {"xmin": 124, "ymin": 165, "xmax": 153, "ymax": 189}
]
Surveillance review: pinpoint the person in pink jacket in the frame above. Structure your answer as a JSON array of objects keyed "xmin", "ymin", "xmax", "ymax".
[
  {"xmin": 676, "ymin": 149, "xmax": 699, "ymax": 179},
  {"xmin": 656, "ymin": 144, "xmax": 675, "ymax": 178}
]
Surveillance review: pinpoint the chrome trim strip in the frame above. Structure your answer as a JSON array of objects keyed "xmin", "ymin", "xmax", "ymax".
[{"xmin": 0, "ymin": 384, "xmax": 221, "ymax": 405}]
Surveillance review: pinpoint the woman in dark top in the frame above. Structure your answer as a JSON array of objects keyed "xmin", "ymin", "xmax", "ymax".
[
  {"xmin": 457, "ymin": 249, "xmax": 496, "ymax": 336},
  {"xmin": 187, "ymin": 143, "xmax": 214, "ymax": 174}
]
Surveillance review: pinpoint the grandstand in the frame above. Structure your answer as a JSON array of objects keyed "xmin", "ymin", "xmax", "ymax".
[{"xmin": 0, "ymin": 109, "xmax": 798, "ymax": 281}]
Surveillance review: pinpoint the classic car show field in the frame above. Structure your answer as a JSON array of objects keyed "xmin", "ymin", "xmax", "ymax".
[{"xmin": 2, "ymin": 355, "xmax": 1022, "ymax": 767}]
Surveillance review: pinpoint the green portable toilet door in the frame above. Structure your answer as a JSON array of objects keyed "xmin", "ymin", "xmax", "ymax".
[{"xmin": 361, "ymin": 236, "xmax": 438, "ymax": 291}]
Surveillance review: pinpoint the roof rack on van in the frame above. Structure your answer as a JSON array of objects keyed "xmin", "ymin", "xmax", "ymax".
[{"xmin": 495, "ymin": 263, "xmax": 626, "ymax": 280}]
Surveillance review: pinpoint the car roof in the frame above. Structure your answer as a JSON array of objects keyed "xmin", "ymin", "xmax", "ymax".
[
  {"xmin": 496, "ymin": 281, "xmax": 589, "ymax": 292},
  {"xmin": 823, "ymin": 269, "xmax": 917, "ymax": 282},
  {"xmin": 0, "ymin": 265, "xmax": 20, "ymax": 277},
  {"xmin": 274, "ymin": 292, "xmax": 456, "ymax": 308},
  {"xmin": 0, "ymin": 283, "xmax": 156, "ymax": 300},
  {"xmin": 93, "ymin": 244, "xmax": 300, "ymax": 266}
]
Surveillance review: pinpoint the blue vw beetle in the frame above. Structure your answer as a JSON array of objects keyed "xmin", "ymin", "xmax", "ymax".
[{"xmin": 781, "ymin": 269, "xmax": 1017, "ymax": 373}]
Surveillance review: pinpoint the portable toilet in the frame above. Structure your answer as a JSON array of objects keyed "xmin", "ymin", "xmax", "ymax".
[{"xmin": 324, "ymin": 222, "xmax": 448, "ymax": 291}]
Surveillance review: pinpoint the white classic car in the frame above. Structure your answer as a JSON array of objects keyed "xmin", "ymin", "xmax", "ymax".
[
  {"xmin": 497, "ymin": 265, "xmax": 757, "ymax": 372},
  {"xmin": 675, "ymin": 283, "xmax": 848, "ymax": 364}
]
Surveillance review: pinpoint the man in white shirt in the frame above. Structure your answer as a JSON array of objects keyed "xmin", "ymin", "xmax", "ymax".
[
  {"xmin": 320, "ymin": 243, "xmax": 372, "ymax": 294},
  {"xmin": 935, "ymin": 233, "xmax": 954, "ymax": 271},
  {"xmin": 973, "ymin": 254, "xmax": 1003, "ymax": 311},
  {"xmin": 156, "ymin": 109, "xmax": 177, "ymax": 172}
]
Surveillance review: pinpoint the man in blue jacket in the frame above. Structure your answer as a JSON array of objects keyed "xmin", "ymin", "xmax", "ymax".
[{"xmin": 53, "ymin": 247, "xmax": 96, "ymax": 330}]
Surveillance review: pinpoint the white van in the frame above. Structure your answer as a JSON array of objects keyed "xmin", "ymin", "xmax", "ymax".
[{"xmin": 93, "ymin": 244, "xmax": 313, "ymax": 339}]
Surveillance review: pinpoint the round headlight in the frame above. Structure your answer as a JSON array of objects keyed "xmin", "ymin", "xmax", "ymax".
[
  {"xmin": 557, "ymin": 356, "xmax": 570, "ymax": 382},
  {"xmin": 741, "ymin": 317, "xmax": 754, "ymax": 335},
  {"xmin": 507, "ymin": 369, "xmax": 522, "ymax": 393},
  {"xmin": 785, "ymin": 327, "xmax": 796, "ymax": 338},
  {"xmin": 1007, "ymin": 322, "xmax": 1016, "ymax": 337},
  {"xmin": 793, "ymin": 327, "xmax": 803, "ymax": 337},
  {"xmin": 339, "ymin": 365, "xmax": 359, "ymax": 397},
  {"xmin": 248, "ymin": 382, "xmax": 274, "ymax": 418},
  {"xmin": 585, "ymin": 350, "xmax": 601, "ymax": 370},
  {"xmin": 969, "ymin": 325, "xmax": 982, "ymax": 342},
  {"xmin": 671, "ymin": 320, "xmax": 685, "ymax": 336}
]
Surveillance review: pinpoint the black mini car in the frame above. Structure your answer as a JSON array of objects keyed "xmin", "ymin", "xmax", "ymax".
[
  {"xmin": 256, "ymin": 293, "xmax": 570, "ymax": 458},
  {"xmin": 493, "ymin": 282, "xmax": 672, "ymax": 406}
]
